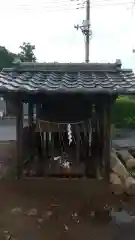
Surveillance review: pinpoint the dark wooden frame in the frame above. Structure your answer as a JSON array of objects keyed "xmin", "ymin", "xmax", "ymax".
[
  {"xmin": 16, "ymin": 98, "xmax": 23, "ymax": 179},
  {"xmin": 3, "ymin": 92, "xmax": 117, "ymax": 180}
]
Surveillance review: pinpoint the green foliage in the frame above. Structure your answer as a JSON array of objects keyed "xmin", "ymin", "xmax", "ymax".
[
  {"xmin": 112, "ymin": 96, "xmax": 135, "ymax": 127},
  {"xmin": 18, "ymin": 42, "xmax": 36, "ymax": 62},
  {"xmin": 0, "ymin": 46, "xmax": 16, "ymax": 70},
  {"xmin": 0, "ymin": 42, "xmax": 37, "ymax": 71}
]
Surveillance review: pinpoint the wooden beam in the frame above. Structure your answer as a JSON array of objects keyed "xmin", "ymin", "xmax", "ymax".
[{"xmin": 16, "ymin": 99, "xmax": 23, "ymax": 179}]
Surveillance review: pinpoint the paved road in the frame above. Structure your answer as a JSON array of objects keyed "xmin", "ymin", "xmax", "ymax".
[
  {"xmin": 0, "ymin": 119, "xmax": 28, "ymax": 141},
  {"xmin": 112, "ymin": 128, "xmax": 135, "ymax": 149}
]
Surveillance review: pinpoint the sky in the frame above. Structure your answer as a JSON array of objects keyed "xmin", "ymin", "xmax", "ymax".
[{"xmin": 0, "ymin": 0, "xmax": 135, "ymax": 69}]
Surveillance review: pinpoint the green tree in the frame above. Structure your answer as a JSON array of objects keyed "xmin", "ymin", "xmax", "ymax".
[
  {"xmin": 112, "ymin": 96, "xmax": 135, "ymax": 127},
  {"xmin": 0, "ymin": 46, "xmax": 16, "ymax": 70},
  {"xmin": 18, "ymin": 42, "xmax": 36, "ymax": 62}
]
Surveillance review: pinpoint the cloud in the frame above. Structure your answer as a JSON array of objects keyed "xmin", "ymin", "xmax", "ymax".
[{"xmin": 0, "ymin": 0, "xmax": 134, "ymax": 68}]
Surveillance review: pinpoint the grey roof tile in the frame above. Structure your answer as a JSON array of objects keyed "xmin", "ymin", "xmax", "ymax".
[{"xmin": 0, "ymin": 62, "xmax": 134, "ymax": 94}]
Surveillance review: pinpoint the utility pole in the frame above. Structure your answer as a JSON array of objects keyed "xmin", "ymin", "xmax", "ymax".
[
  {"xmin": 74, "ymin": 0, "xmax": 92, "ymax": 63},
  {"xmin": 85, "ymin": 0, "xmax": 90, "ymax": 63}
]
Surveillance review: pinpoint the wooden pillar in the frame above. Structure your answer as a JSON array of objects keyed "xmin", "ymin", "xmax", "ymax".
[
  {"xmin": 84, "ymin": 122, "xmax": 92, "ymax": 177},
  {"xmin": 36, "ymin": 103, "xmax": 41, "ymax": 119},
  {"xmin": 76, "ymin": 125, "xmax": 80, "ymax": 163},
  {"xmin": 28, "ymin": 103, "xmax": 34, "ymax": 167},
  {"xmin": 103, "ymin": 102, "xmax": 112, "ymax": 180},
  {"xmin": 45, "ymin": 132, "xmax": 49, "ymax": 161},
  {"xmin": 37, "ymin": 130, "xmax": 44, "ymax": 176},
  {"xmin": 50, "ymin": 132, "xmax": 55, "ymax": 162},
  {"xmin": 87, "ymin": 105, "xmax": 98, "ymax": 178},
  {"xmin": 97, "ymin": 105, "xmax": 104, "ymax": 177},
  {"xmin": 16, "ymin": 99, "xmax": 23, "ymax": 179},
  {"xmin": 35, "ymin": 103, "xmax": 45, "ymax": 176}
]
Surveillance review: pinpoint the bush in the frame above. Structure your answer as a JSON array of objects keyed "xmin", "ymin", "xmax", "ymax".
[{"xmin": 112, "ymin": 96, "xmax": 135, "ymax": 128}]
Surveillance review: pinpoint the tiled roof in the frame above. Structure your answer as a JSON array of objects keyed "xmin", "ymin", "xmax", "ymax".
[{"xmin": 0, "ymin": 62, "xmax": 134, "ymax": 94}]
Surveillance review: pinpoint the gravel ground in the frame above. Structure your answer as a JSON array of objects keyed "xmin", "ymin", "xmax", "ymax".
[
  {"xmin": 0, "ymin": 179, "xmax": 135, "ymax": 240},
  {"xmin": 0, "ymin": 179, "xmax": 119, "ymax": 240}
]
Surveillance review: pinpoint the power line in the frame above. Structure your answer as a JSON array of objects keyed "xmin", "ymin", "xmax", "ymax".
[
  {"xmin": 73, "ymin": 0, "xmax": 133, "ymax": 63},
  {"xmin": 13, "ymin": 0, "xmax": 134, "ymax": 12},
  {"xmin": 92, "ymin": 1, "xmax": 133, "ymax": 7},
  {"xmin": 12, "ymin": 3, "xmax": 133, "ymax": 14},
  {"xmin": 85, "ymin": 0, "xmax": 90, "ymax": 62},
  {"xmin": 18, "ymin": 0, "xmax": 132, "ymax": 4}
]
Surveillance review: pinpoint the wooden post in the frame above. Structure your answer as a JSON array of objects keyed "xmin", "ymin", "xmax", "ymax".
[
  {"xmin": 76, "ymin": 124, "xmax": 80, "ymax": 163},
  {"xmin": 88, "ymin": 105, "xmax": 98, "ymax": 178},
  {"xmin": 45, "ymin": 132, "xmax": 49, "ymax": 161},
  {"xmin": 16, "ymin": 99, "xmax": 23, "ymax": 179},
  {"xmin": 84, "ymin": 122, "xmax": 92, "ymax": 177},
  {"xmin": 50, "ymin": 132, "xmax": 55, "ymax": 162},
  {"xmin": 103, "ymin": 102, "xmax": 112, "ymax": 180},
  {"xmin": 35, "ymin": 104, "xmax": 45, "ymax": 176},
  {"xmin": 97, "ymin": 105, "xmax": 104, "ymax": 177},
  {"xmin": 28, "ymin": 103, "xmax": 34, "ymax": 168},
  {"xmin": 36, "ymin": 103, "xmax": 41, "ymax": 119}
]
